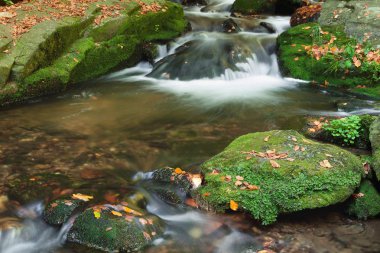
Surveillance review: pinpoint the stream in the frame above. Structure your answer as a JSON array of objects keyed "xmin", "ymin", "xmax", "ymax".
[{"xmin": 0, "ymin": 0, "xmax": 379, "ymax": 252}]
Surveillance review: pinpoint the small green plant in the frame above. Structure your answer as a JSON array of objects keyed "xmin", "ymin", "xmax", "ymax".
[
  {"xmin": 2, "ymin": 0, "xmax": 14, "ymax": 5},
  {"xmin": 322, "ymin": 115, "xmax": 361, "ymax": 145}
]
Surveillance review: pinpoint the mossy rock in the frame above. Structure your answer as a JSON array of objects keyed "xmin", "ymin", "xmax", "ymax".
[
  {"xmin": 6, "ymin": 173, "xmax": 72, "ymax": 204},
  {"xmin": 67, "ymin": 207, "xmax": 163, "ymax": 252},
  {"xmin": 348, "ymin": 180, "xmax": 380, "ymax": 219},
  {"xmin": 370, "ymin": 117, "xmax": 380, "ymax": 181},
  {"xmin": 196, "ymin": 130, "xmax": 363, "ymax": 225},
  {"xmin": 152, "ymin": 167, "xmax": 192, "ymax": 192},
  {"xmin": 43, "ymin": 198, "xmax": 86, "ymax": 225},
  {"xmin": 277, "ymin": 23, "xmax": 380, "ymax": 99},
  {"xmin": 231, "ymin": 0, "xmax": 301, "ymax": 15}
]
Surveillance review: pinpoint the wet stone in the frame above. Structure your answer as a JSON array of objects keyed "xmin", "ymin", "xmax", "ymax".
[
  {"xmin": 222, "ymin": 19, "xmax": 241, "ymax": 33},
  {"xmin": 43, "ymin": 198, "xmax": 86, "ymax": 225}
]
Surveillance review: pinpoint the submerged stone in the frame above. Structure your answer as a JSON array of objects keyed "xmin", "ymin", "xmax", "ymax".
[
  {"xmin": 43, "ymin": 198, "xmax": 86, "ymax": 225},
  {"xmin": 196, "ymin": 130, "xmax": 363, "ymax": 225},
  {"xmin": 67, "ymin": 207, "xmax": 163, "ymax": 252},
  {"xmin": 348, "ymin": 180, "xmax": 380, "ymax": 219}
]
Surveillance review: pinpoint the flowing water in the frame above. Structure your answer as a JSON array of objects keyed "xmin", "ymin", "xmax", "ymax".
[{"xmin": 0, "ymin": 0, "xmax": 379, "ymax": 252}]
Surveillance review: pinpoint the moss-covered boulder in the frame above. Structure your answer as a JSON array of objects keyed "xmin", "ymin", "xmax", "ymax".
[
  {"xmin": 43, "ymin": 198, "xmax": 86, "ymax": 225},
  {"xmin": 370, "ymin": 117, "xmax": 380, "ymax": 181},
  {"xmin": 231, "ymin": 0, "xmax": 301, "ymax": 15},
  {"xmin": 348, "ymin": 180, "xmax": 380, "ymax": 219},
  {"xmin": 319, "ymin": 0, "xmax": 380, "ymax": 47},
  {"xmin": 196, "ymin": 130, "xmax": 363, "ymax": 224},
  {"xmin": 67, "ymin": 206, "xmax": 163, "ymax": 252},
  {"xmin": 0, "ymin": 0, "xmax": 187, "ymax": 106},
  {"xmin": 277, "ymin": 23, "xmax": 380, "ymax": 98}
]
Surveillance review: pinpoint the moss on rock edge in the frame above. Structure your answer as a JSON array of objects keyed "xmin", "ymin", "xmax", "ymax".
[
  {"xmin": 348, "ymin": 180, "xmax": 380, "ymax": 219},
  {"xmin": 196, "ymin": 130, "xmax": 363, "ymax": 225}
]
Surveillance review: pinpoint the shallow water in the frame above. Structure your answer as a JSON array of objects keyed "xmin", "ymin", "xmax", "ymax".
[{"xmin": 0, "ymin": 0, "xmax": 379, "ymax": 252}]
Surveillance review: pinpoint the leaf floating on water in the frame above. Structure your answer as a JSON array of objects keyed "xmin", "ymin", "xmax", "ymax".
[
  {"xmin": 319, "ymin": 160, "xmax": 333, "ymax": 168},
  {"xmin": 270, "ymin": 160, "xmax": 281, "ymax": 168},
  {"xmin": 72, "ymin": 193, "xmax": 93, "ymax": 202},
  {"xmin": 93, "ymin": 210, "xmax": 101, "ymax": 219},
  {"xmin": 264, "ymin": 136, "xmax": 270, "ymax": 142},
  {"xmin": 111, "ymin": 211, "xmax": 123, "ymax": 217},
  {"xmin": 230, "ymin": 200, "xmax": 238, "ymax": 211}
]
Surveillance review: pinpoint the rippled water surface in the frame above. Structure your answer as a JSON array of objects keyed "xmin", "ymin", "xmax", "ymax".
[{"xmin": 0, "ymin": 0, "xmax": 379, "ymax": 252}]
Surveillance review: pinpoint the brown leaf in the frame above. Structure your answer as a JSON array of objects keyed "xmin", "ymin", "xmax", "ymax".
[
  {"xmin": 236, "ymin": 175, "xmax": 244, "ymax": 181},
  {"xmin": 294, "ymin": 145, "xmax": 300, "ymax": 151},
  {"xmin": 270, "ymin": 160, "xmax": 281, "ymax": 168},
  {"xmin": 248, "ymin": 185, "xmax": 260, "ymax": 190},
  {"xmin": 319, "ymin": 160, "xmax": 332, "ymax": 168},
  {"xmin": 286, "ymin": 158, "xmax": 295, "ymax": 162},
  {"xmin": 235, "ymin": 180, "xmax": 243, "ymax": 186}
]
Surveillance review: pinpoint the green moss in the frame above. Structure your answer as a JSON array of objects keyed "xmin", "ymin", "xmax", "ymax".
[
  {"xmin": 43, "ymin": 198, "xmax": 85, "ymax": 225},
  {"xmin": 67, "ymin": 208, "xmax": 162, "ymax": 252},
  {"xmin": 348, "ymin": 180, "xmax": 380, "ymax": 219},
  {"xmin": 231, "ymin": 0, "xmax": 276, "ymax": 15},
  {"xmin": 370, "ymin": 117, "xmax": 380, "ymax": 181},
  {"xmin": 121, "ymin": 1, "xmax": 187, "ymax": 42},
  {"xmin": 277, "ymin": 23, "xmax": 380, "ymax": 97},
  {"xmin": 196, "ymin": 130, "xmax": 363, "ymax": 225}
]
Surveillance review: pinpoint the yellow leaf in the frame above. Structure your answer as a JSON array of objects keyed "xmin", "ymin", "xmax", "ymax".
[
  {"xmin": 302, "ymin": 26, "xmax": 311, "ymax": 30},
  {"xmin": 72, "ymin": 193, "xmax": 94, "ymax": 202},
  {"xmin": 124, "ymin": 206, "xmax": 143, "ymax": 216},
  {"xmin": 264, "ymin": 136, "xmax": 270, "ymax": 142},
  {"xmin": 94, "ymin": 210, "xmax": 101, "ymax": 219},
  {"xmin": 111, "ymin": 211, "xmax": 123, "ymax": 217},
  {"xmin": 270, "ymin": 160, "xmax": 281, "ymax": 168},
  {"xmin": 230, "ymin": 200, "xmax": 238, "ymax": 211}
]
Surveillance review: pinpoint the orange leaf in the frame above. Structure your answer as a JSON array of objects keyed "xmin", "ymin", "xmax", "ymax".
[
  {"xmin": 174, "ymin": 168, "xmax": 183, "ymax": 174},
  {"xmin": 111, "ymin": 211, "xmax": 123, "ymax": 217},
  {"xmin": 270, "ymin": 160, "xmax": 281, "ymax": 168},
  {"xmin": 230, "ymin": 200, "xmax": 238, "ymax": 211},
  {"xmin": 294, "ymin": 145, "xmax": 300, "ymax": 151}
]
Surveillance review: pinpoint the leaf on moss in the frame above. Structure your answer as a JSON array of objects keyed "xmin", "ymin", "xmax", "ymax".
[
  {"xmin": 93, "ymin": 210, "xmax": 101, "ymax": 219},
  {"xmin": 111, "ymin": 210, "xmax": 123, "ymax": 217},
  {"xmin": 72, "ymin": 193, "xmax": 93, "ymax": 202},
  {"xmin": 319, "ymin": 159, "xmax": 332, "ymax": 168},
  {"xmin": 270, "ymin": 160, "xmax": 281, "ymax": 168},
  {"xmin": 230, "ymin": 200, "xmax": 238, "ymax": 211}
]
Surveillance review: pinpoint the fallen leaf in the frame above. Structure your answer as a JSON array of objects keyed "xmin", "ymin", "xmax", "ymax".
[
  {"xmin": 294, "ymin": 57, "xmax": 299, "ymax": 61},
  {"xmin": 235, "ymin": 180, "xmax": 243, "ymax": 186},
  {"xmin": 72, "ymin": 193, "xmax": 93, "ymax": 202},
  {"xmin": 185, "ymin": 198, "xmax": 199, "ymax": 208},
  {"xmin": 124, "ymin": 206, "xmax": 143, "ymax": 216},
  {"xmin": 264, "ymin": 136, "xmax": 270, "ymax": 142},
  {"xmin": 111, "ymin": 211, "xmax": 123, "ymax": 217},
  {"xmin": 363, "ymin": 162, "xmax": 370, "ymax": 174},
  {"xmin": 302, "ymin": 26, "xmax": 311, "ymax": 30},
  {"xmin": 248, "ymin": 185, "xmax": 259, "ymax": 190},
  {"xmin": 230, "ymin": 200, "xmax": 238, "ymax": 211},
  {"xmin": 286, "ymin": 158, "xmax": 295, "ymax": 162},
  {"xmin": 106, "ymin": 227, "xmax": 112, "ymax": 231},
  {"xmin": 353, "ymin": 192, "xmax": 365, "ymax": 198},
  {"xmin": 325, "ymin": 154, "xmax": 333, "ymax": 157},
  {"xmin": 203, "ymin": 192, "xmax": 211, "ymax": 197},
  {"xmin": 174, "ymin": 168, "xmax": 183, "ymax": 174},
  {"xmin": 236, "ymin": 175, "xmax": 244, "ymax": 181},
  {"xmin": 294, "ymin": 145, "xmax": 300, "ymax": 151},
  {"xmin": 51, "ymin": 203, "xmax": 58, "ymax": 208},
  {"xmin": 225, "ymin": 175, "xmax": 232, "ymax": 182},
  {"xmin": 319, "ymin": 159, "xmax": 332, "ymax": 168},
  {"xmin": 292, "ymin": 137, "xmax": 298, "ymax": 142},
  {"xmin": 93, "ymin": 210, "xmax": 101, "ymax": 219},
  {"xmin": 270, "ymin": 160, "xmax": 281, "ymax": 168}
]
